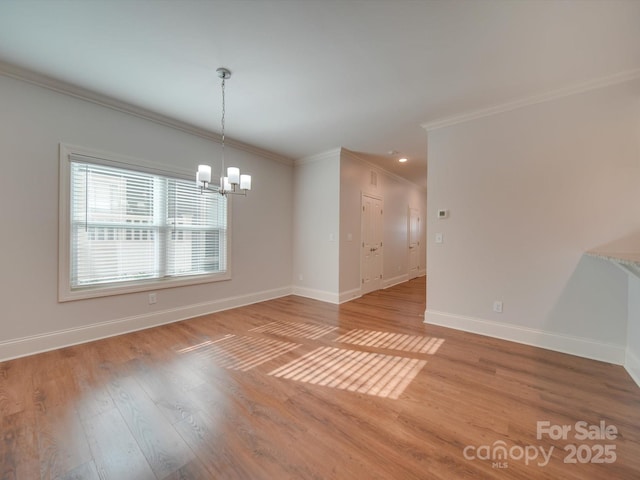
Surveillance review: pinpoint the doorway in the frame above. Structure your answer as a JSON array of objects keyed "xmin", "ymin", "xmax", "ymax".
[
  {"xmin": 408, "ymin": 207, "xmax": 421, "ymax": 279},
  {"xmin": 361, "ymin": 193, "xmax": 383, "ymax": 295}
]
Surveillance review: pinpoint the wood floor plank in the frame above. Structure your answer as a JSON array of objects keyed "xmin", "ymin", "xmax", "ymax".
[
  {"xmin": 0, "ymin": 410, "xmax": 40, "ymax": 480},
  {"xmin": 0, "ymin": 356, "xmax": 34, "ymax": 418},
  {"xmin": 173, "ymin": 409, "xmax": 264, "ymax": 479},
  {"xmin": 36, "ymin": 405, "xmax": 92, "ymax": 480},
  {"xmin": 108, "ymin": 375, "xmax": 195, "ymax": 479},
  {"xmin": 159, "ymin": 457, "xmax": 214, "ymax": 480},
  {"xmin": 67, "ymin": 347, "xmax": 117, "ymax": 422},
  {"xmin": 82, "ymin": 407, "xmax": 156, "ymax": 480},
  {"xmin": 57, "ymin": 460, "xmax": 100, "ymax": 480}
]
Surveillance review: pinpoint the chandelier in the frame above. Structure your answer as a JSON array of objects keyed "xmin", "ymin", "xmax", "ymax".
[{"xmin": 196, "ymin": 67, "xmax": 251, "ymax": 196}]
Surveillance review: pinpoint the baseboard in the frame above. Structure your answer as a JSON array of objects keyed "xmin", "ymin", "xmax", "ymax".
[
  {"xmin": 291, "ymin": 286, "xmax": 340, "ymax": 304},
  {"xmin": 424, "ymin": 309, "xmax": 626, "ymax": 365},
  {"xmin": 339, "ymin": 288, "xmax": 362, "ymax": 304},
  {"xmin": 0, "ymin": 286, "xmax": 293, "ymax": 362},
  {"xmin": 383, "ymin": 274, "xmax": 410, "ymax": 289},
  {"xmin": 625, "ymin": 348, "xmax": 640, "ymax": 388}
]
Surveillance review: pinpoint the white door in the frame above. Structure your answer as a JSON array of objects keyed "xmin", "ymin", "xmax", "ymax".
[
  {"xmin": 408, "ymin": 207, "xmax": 420, "ymax": 279},
  {"xmin": 361, "ymin": 194, "xmax": 383, "ymax": 295}
]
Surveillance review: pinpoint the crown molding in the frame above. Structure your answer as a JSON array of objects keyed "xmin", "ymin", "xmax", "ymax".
[
  {"xmin": 0, "ymin": 60, "xmax": 294, "ymax": 166},
  {"xmin": 422, "ymin": 68, "xmax": 640, "ymax": 132},
  {"xmin": 294, "ymin": 148, "xmax": 342, "ymax": 166}
]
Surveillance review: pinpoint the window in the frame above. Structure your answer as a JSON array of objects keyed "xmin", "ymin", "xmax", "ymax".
[{"xmin": 59, "ymin": 144, "xmax": 229, "ymax": 301}]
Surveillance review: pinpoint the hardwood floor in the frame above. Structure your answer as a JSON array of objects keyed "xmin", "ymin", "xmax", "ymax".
[{"xmin": 1, "ymin": 276, "xmax": 640, "ymax": 479}]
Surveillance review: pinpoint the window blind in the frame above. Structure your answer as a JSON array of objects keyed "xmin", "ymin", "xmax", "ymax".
[{"xmin": 70, "ymin": 161, "xmax": 226, "ymax": 288}]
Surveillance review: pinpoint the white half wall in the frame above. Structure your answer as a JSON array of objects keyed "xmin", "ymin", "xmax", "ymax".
[
  {"xmin": 627, "ymin": 275, "xmax": 640, "ymax": 385},
  {"xmin": 425, "ymin": 78, "xmax": 640, "ymax": 365},
  {"xmin": 292, "ymin": 150, "xmax": 341, "ymax": 301},
  {"xmin": 0, "ymin": 74, "xmax": 293, "ymax": 361}
]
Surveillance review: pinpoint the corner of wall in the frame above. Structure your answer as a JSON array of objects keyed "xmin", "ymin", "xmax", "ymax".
[{"xmin": 625, "ymin": 349, "xmax": 640, "ymax": 388}]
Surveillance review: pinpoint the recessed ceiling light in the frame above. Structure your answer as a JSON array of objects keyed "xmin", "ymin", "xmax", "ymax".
[{"xmin": 399, "ymin": 158, "xmax": 408, "ymax": 163}]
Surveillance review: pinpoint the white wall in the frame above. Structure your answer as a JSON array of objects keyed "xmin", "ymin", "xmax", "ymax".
[
  {"xmin": 292, "ymin": 151, "xmax": 341, "ymax": 303},
  {"xmin": 0, "ymin": 74, "xmax": 293, "ymax": 360},
  {"xmin": 425, "ymin": 79, "xmax": 640, "ymax": 364},
  {"xmin": 339, "ymin": 149, "xmax": 427, "ymax": 301}
]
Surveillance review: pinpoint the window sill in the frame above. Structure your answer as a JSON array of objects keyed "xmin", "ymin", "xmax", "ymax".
[{"xmin": 58, "ymin": 270, "xmax": 231, "ymax": 302}]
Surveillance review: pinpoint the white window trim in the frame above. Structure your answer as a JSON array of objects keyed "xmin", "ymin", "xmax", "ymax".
[{"xmin": 58, "ymin": 143, "xmax": 232, "ymax": 302}]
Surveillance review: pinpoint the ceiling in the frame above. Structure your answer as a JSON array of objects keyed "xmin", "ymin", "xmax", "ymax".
[{"xmin": 1, "ymin": 1, "xmax": 639, "ymax": 188}]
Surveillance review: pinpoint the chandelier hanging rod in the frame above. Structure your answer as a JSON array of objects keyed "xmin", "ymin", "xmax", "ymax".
[{"xmin": 196, "ymin": 67, "xmax": 252, "ymax": 196}]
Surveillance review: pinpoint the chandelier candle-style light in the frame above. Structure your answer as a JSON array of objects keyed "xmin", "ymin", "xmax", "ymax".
[{"xmin": 196, "ymin": 67, "xmax": 251, "ymax": 196}]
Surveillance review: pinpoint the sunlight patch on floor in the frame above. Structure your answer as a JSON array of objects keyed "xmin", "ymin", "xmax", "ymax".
[
  {"xmin": 178, "ymin": 334, "xmax": 300, "ymax": 371},
  {"xmin": 268, "ymin": 347, "xmax": 427, "ymax": 399},
  {"xmin": 249, "ymin": 321, "xmax": 337, "ymax": 339},
  {"xmin": 336, "ymin": 329, "xmax": 444, "ymax": 354}
]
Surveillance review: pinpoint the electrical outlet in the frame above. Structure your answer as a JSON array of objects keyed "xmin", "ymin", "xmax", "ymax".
[
  {"xmin": 148, "ymin": 293, "xmax": 157, "ymax": 305},
  {"xmin": 435, "ymin": 233, "xmax": 443, "ymax": 244},
  {"xmin": 493, "ymin": 300, "xmax": 503, "ymax": 313}
]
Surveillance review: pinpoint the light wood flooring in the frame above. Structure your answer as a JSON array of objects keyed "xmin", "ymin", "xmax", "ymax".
[{"xmin": 1, "ymin": 276, "xmax": 640, "ymax": 479}]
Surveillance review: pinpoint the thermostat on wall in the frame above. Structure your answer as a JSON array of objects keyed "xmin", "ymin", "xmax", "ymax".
[{"xmin": 437, "ymin": 209, "xmax": 449, "ymax": 219}]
